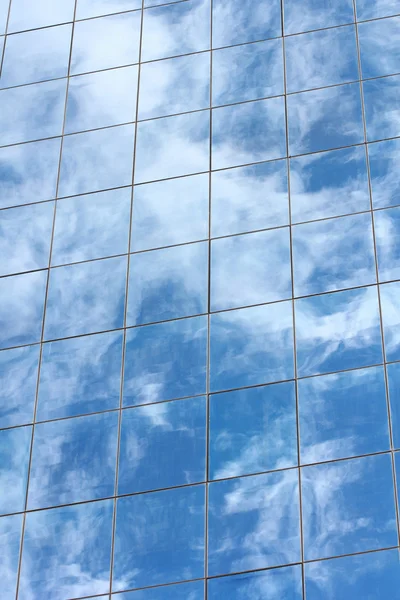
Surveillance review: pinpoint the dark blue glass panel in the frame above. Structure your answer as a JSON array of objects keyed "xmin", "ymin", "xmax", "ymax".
[
  {"xmin": 299, "ymin": 366, "xmax": 390, "ymax": 464},
  {"xmin": 208, "ymin": 565, "xmax": 303, "ymax": 600},
  {"xmin": 208, "ymin": 471, "xmax": 300, "ymax": 576},
  {"xmin": 284, "ymin": 0, "xmax": 354, "ymax": 34},
  {"xmin": 0, "ymin": 345, "xmax": 39, "ymax": 428},
  {"xmin": 364, "ymin": 74, "xmax": 400, "ymax": 142},
  {"xmin": 38, "ymin": 331, "xmax": 122, "ymax": 420},
  {"xmin": 369, "ymin": 139, "xmax": 400, "ymax": 209},
  {"xmin": 306, "ymin": 549, "xmax": 400, "ymax": 600},
  {"xmin": 359, "ymin": 17, "xmax": 400, "ymax": 79},
  {"xmin": 0, "ymin": 514, "xmax": 23, "ymax": 600},
  {"xmin": 52, "ymin": 188, "xmax": 131, "ymax": 266},
  {"xmin": 292, "ymin": 213, "xmax": 376, "ymax": 296},
  {"xmin": 76, "ymin": 0, "xmax": 141, "ymax": 19},
  {"xmin": 123, "ymin": 316, "xmax": 207, "ymax": 406},
  {"xmin": 0, "ymin": 138, "xmax": 61, "ymax": 210},
  {"xmin": 212, "ymin": 97, "xmax": 286, "ymax": 170},
  {"xmin": 19, "ymin": 500, "xmax": 113, "ymax": 600},
  {"xmin": 381, "ymin": 281, "xmax": 400, "ymax": 362},
  {"xmin": 0, "ymin": 425, "xmax": 31, "ymax": 515},
  {"xmin": 302, "ymin": 454, "xmax": 398, "ymax": 560},
  {"xmin": 210, "ymin": 302, "xmax": 294, "ymax": 392},
  {"xmin": 375, "ymin": 206, "xmax": 400, "ymax": 282},
  {"xmin": 388, "ymin": 363, "xmax": 400, "ymax": 450},
  {"xmin": 288, "ymin": 83, "xmax": 363, "ymax": 155},
  {"xmin": 127, "ymin": 241, "xmax": 208, "ymax": 325},
  {"xmin": 118, "ymin": 396, "xmax": 206, "ymax": 494},
  {"xmin": 0, "ymin": 201, "xmax": 54, "ymax": 277},
  {"xmin": 212, "ymin": 0, "xmax": 281, "ymax": 47},
  {"xmin": 296, "ymin": 286, "xmax": 383, "ymax": 377},
  {"xmin": 209, "ymin": 382, "xmax": 297, "ymax": 480},
  {"xmin": 28, "ymin": 412, "xmax": 118, "ymax": 509},
  {"xmin": 45, "ymin": 256, "xmax": 127, "ymax": 339},
  {"xmin": 113, "ymin": 485, "xmax": 205, "ymax": 590},
  {"xmin": 7, "ymin": 0, "xmax": 75, "ymax": 32},
  {"xmin": 116, "ymin": 581, "xmax": 204, "ymax": 599},
  {"xmin": 0, "ymin": 270, "xmax": 47, "ymax": 350},
  {"xmin": 356, "ymin": 0, "xmax": 400, "ymax": 19},
  {"xmin": 211, "ymin": 228, "xmax": 292, "ymax": 311}
]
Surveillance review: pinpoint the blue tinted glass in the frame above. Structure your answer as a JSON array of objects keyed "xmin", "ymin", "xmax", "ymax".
[
  {"xmin": 119, "ymin": 396, "xmax": 206, "ymax": 494},
  {"xmin": 19, "ymin": 500, "xmax": 113, "ymax": 599},
  {"xmin": 209, "ymin": 382, "xmax": 297, "ymax": 480},
  {"xmin": 135, "ymin": 111, "xmax": 209, "ymax": 184},
  {"xmin": 285, "ymin": 25, "xmax": 358, "ymax": 93},
  {"xmin": 375, "ymin": 207, "xmax": 400, "ymax": 282},
  {"xmin": 113, "ymin": 485, "xmax": 205, "ymax": 590},
  {"xmin": 116, "ymin": 581, "xmax": 205, "ymax": 600},
  {"xmin": 58, "ymin": 124, "xmax": 135, "ymax": 198},
  {"xmin": 52, "ymin": 188, "xmax": 131, "ymax": 266},
  {"xmin": 127, "ymin": 241, "xmax": 208, "ymax": 326},
  {"xmin": 292, "ymin": 213, "xmax": 376, "ymax": 296},
  {"xmin": 211, "ymin": 160, "xmax": 288, "ymax": 237},
  {"xmin": 123, "ymin": 316, "xmax": 207, "ymax": 406},
  {"xmin": 139, "ymin": 53, "xmax": 210, "ymax": 120},
  {"xmin": 208, "ymin": 470, "xmax": 300, "ymax": 576},
  {"xmin": 0, "ymin": 79, "xmax": 67, "ymax": 146},
  {"xmin": 38, "ymin": 331, "xmax": 122, "ymax": 420},
  {"xmin": 296, "ymin": 286, "xmax": 383, "ymax": 377},
  {"xmin": 1, "ymin": 25, "xmax": 72, "ymax": 88},
  {"xmin": 288, "ymin": 83, "xmax": 363, "ymax": 155},
  {"xmin": 28, "ymin": 412, "xmax": 118, "ymax": 509},
  {"xmin": 381, "ymin": 281, "xmax": 400, "ymax": 362},
  {"xmin": 211, "ymin": 228, "xmax": 291, "ymax": 311},
  {"xmin": 284, "ymin": 0, "xmax": 354, "ymax": 34},
  {"xmin": 290, "ymin": 146, "xmax": 369, "ymax": 223},
  {"xmin": 0, "ymin": 425, "xmax": 31, "ymax": 515},
  {"xmin": 0, "ymin": 345, "xmax": 39, "ymax": 428},
  {"xmin": 356, "ymin": 0, "xmax": 400, "ymax": 19},
  {"xmin": 8, "ymin": 0, "xmax": 75, "ymax": 32},
  {"xmin": 45, "ymin": 256, "xmax": 127, "ymax": 339},
  {"xmin": 212, "ymin": 0, "xmax": 281, "ymax": 47},
  {"xmin": 76, "ymin": 0, "xmax": 141, "ymax": 19},
  {"xmin": 359, "ymin": 17, "xmax": 400, "ymax": 79},
  {"xmin": 210, "ymin": 302, "xmax": 294, "ymax": 392},
  {"xmin": 0, "ymin": 138, "xmax": 61, "ymax": 210},
  {"xmin": 65, "ymin": 66, "xmax": 138, "ymax": 134},
  {"xmin": 364, "ymin": 75, "xmax": 400, "ymax": 142},
  {"xmin": 0, "ymin": 0, "xmax": 9, "ymax": 33},
  {"xmin": 0, "ymin": 513, "xmax": 22, "ymax": 600},
  {"xmin": 212, "ymin": 97, "xmax": 286, "ymax": 171},
  {"xmin": 388, "ymin": 363, "xmax": 400, "ymax": 449},
  {"xmin": 369, "ymin": 139, "xmax": 400, "ymax": 209},
  {"xmin": 0, "ymin": 202, "xmax": 53, "ymax": 277},
  {"xmin": 306, "ymin": 549, "xmax": 400, "ymax": 600},
  {"xmin": 302, "ymin": 454, "xmax": 397, "ymax": 560},
  {"xmin": 212, "ymin": 39, "xmax": 284, "ymax": 106},
  {"xmin": 299, "ymin": 367, "xmax": 389, "ymax": 464},
  {"xmin": 208, "ymin": 565, "xmax": 303, "ymax": 600},
  {"xmin": 71, "ymin": 11, "xmax": 141, "ymax": 75},
  {"xmin": 0, "ymin": 270, "xmax": 47, "ymax": 350},
  {"xmin": 131, "ymin": 174, "xmax": 209, "ymax": 252}
]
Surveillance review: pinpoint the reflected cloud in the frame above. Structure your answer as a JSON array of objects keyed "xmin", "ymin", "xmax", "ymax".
[
  {"xmin": 364, "ymin": 74, "xmax": 400, "ymax": 142},
  {"xmin": 369, "ymin": 138, "xmax": 400, "ymax": 209},
  {"xmin": 0, "ymin": 425, "xmax": 31, "ymax": 515},
  {"xmin": 380, "ymin": 281, "xmax": 400, "ymax": 361},
  {"xmin": 76, "ymin": 0, "xmax": 141, "ymax": 20},
  {"xmin": 0, "ymin": 514, "xmax": 23, "ymax": 600},
  {"xmin": 117, "ymin": 580, "xmax": 204, "ymax": 600},
  {"xmin": 359, "ymin": 16, "xmax": 400, "ymax": 79},
  {"xmin": 208, "ymin": 565, "xmax": 302, "ymax": 600},
  {"xmin": 7, "ymin": 0, "xmax": 75, "ymax": 33},
  {"xmin": 375, "ymin": 206, "xmax": 400, "ymax": 282},
  {"xmin": 0, "ymin": 345, "xmax": 39, "ymax": 428},
  {"xmin": 212, "ymin": 0, "xmax": 281, "ymax": 47},
  {"xmin": 356, "ymin": 0, "xmax": 400, "ymax": 20},
  {"xmin": 284, "ymin": 0, "xmax": 354, "ymax": 34}
]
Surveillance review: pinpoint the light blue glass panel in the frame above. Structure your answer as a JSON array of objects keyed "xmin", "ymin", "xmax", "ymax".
[
  {"xmin": 0, "ymin": 425, "xmax": 31, "ymax": 515},
  {"xmin": 284, "ymin": 0, "xmax": 354, "ymax": 34},
  {"xmin": 364, "ymin": 74, "xmax": 400, "ymax": 142},
  {"xmin": 369, "ymin": 139, "xmax": 400, "ymax": 209},
  {"xmin": 0, "ymin": 0, "xmax": 9, "ymax": 34},
  {"xmin": 375, "ymin": 206, "xmax": 400, "ymax": 282},
  {"xmin": 76, "ymin": 0, "xmax": 141, "ymax": 19},
  {"xmin": 212, "ymin": 0, "xmax": 281, "ymax": 47},
  {"xmin": 359, "ymin": 17, "xmax": 400, "ymax": 79},
  {"xmin": 388, "ymin": 362, "xmax": 400, "ymax": 449},
  {"xmin": 0, "ymin": 345, "xmax": 39, "ymax": 428},
  {"xmin": 0, "ymin": 514, "xmax": 23, "ymax": 600},
  {"xmin": 8, "ymin": 0, "xmax": 75, "ymax": 33},
  {"xmin": 381, "ymin": 281, "xmax": 400, "ymax": 362},
  {"xmin": 356, "ymin": 0, "xmax": 400, "ymax": 19},
  {"xmin": 116, "ymin": 581, "xmax": 204, "ymax": 600}
]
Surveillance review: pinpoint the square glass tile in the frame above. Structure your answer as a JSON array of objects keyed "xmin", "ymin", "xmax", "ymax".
[
  {"xmin": 356, "ymin": 0, "xmax": 400, "ymax": 19},
  {"xmin": 0, "ymin": 425, "xmax": 31, "ymax": 515},
  {"xmin": 359, "ymin": 16, "xmax": 400, "ymax": 79},
  {"xmin": 116, "ymin": 581, "xmax": 205, "ymax": 600},
  {"xmin": 0, "ymin": 345, "xmax": 39, "ymax": 428},
  {"xmin": 76, "ymin": 0, "xmax": 141, "ymax": 19},
  {"xmin": 364, "ymin": 74, "xmax": 400, "ymax": 142},
  {"xmin": 284, "ymin": 0, "xmax": 354, "ymax": 34},
  {"xmin": 7, "ymin": 0, "xmax": 75, "ymax": 33},
  {"xmin": 208, "ymin": 566, "xmax": 302, "ymax": 600},
  {"xmin": 212, "ymin": 0, "xmax": 281, "ymax": 47}
]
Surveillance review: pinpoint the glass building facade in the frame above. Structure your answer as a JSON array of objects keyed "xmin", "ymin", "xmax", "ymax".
[{"xmin": 1, "ymin": 0, "xmax": 400, "ymax": 598}]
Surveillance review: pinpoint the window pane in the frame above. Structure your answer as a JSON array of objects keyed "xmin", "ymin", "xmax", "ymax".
[
  {"xmin": 0, "ymin": 345, "xmax": 39, "ymax": 428},
  {"xmin": 0, "ymin": 425, "xmax": 31, "ymax": 515}
]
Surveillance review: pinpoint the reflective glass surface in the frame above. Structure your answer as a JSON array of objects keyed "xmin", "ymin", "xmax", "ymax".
[
  {"xmin": 284, "ymin": 0, "xmax": 354, "ymax": 34},
  {"xmin": 364, "ymin": 74, "xmax": 400, "ymax": 142},
  {"xmin": 369, "ymin": 138, "xmax": 400, "ymax": 209},
  {"xmin": 7, "ymin": 0, "xmax": 75, "ymax": 33},
  {"xmin": 208, "ymin": 565, "xmax": 302, "ymax": 600},
  {"xmin": 0, "ymin": 345, "xmax": 39, "ymax": 428},
  {"xmin": 76, "ymin": 0, "xmax": 142, "ymax": 20},
  {"xmin": 0, "ymin": 514, "xmax": 23, "ymax": 600},
  {"xmin": 375, "ymin": 206, "xmax": 400, "ymax": 282},
  {"xmin": 356, "ymin": 0, "xmax": 400, "ymax": 20},
  {"xmin": 388, "ymin": 362, "xmax": 400, "ymax": 450},
  {"xmin": 0, "ymin": 425, "xmax": 31, "ymax": 515},
  {"xmin": 116, "ymin": 581, "xmax": 205, "ymax": 600},
  {"xmin": 212, "ymin": 0, "xmax": 281, "ymax": 47},
  {"xmin": 359, "ymin": 17, "xmax": 400, "ymax": 79},
  {"xmin": 380, "ymin": 281, "xmax": 400, "ymax": 362}
]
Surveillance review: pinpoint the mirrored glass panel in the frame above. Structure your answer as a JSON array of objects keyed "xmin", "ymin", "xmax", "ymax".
[
  {"xmin": 375, "ymin": 206, "xmax": 400, "ymax": 282},
  {"xmin": 131, "ymin": 173, "xmax": 209, "ymax": 251},
  {"xmin": 211, "ymin": 228, "xmax": 292, "ymax": 311},
  {"xmin": 52, "ymin": 188, "xmax": 131, "ymax": 266},
  {"xmin": 19, "ymin": 500, "xmax": 113, "ymax": 600},
  {"xmin": 284, "ymin": 0, "xmax": 354, "ymax": 34},
  {"xmin": 212, "ymin": 0, "xmax": 281, "ymax": 47},
  {"xmin": 212, "ymin": 97, "xmax": 286, "ymax": 171},
  {"xmin": 0, "ymin": 425, "xmax": 31, "ymax": 515},
  {"xmin": 113, "ymin": 485, "xmax": 205, "ymax": 590},
  {"xmin": 208, "ymin": 565, "xmax": 302, "ymax": 600},
  {"xmin": 364, "ymin": 74, "xmax": 400, "ymax": 142},
  {"xmin": 116, "ymin": 581, "xmax": 205, "ymax": 600},
  {"xmin": 0, "ymin": 0, "xmax": 9, "ymax": 34},
  {"xmin": 285, "ymin": 25, "xmax": 358, "ymax": 93},
  {"xmin": 290, "ymin": 146, "xmax": 370, "ymax": 223},
  {"xmin": 118, "ymin": 396, "xmax": 206, "ymax": 494},
  {"xmin": 209, "ymin": 381, "xmax": 297, "ymax": 480},
  {"xmin": 0, "ymin": 345, "xmax": 39, "ymax": 428},
  {"xmin": 302, "ymin": 453, "xmax": 397, "ymax": 560},
  {"xmin": 7, "ymin": 0, "xmax": 75, "ymax": 33},
  {"xmin": 299, "ymin": 366, "xmax": 389, "ymax": 464},
  {"xmin": 212, "ymin": 39, "xmax": 284, "ymax": 106},
  {"xmin": 292, "ymin": 213, "xmax": 376, "ymax": 296},
  {"xmin": 76, "ymin": 0, "xmax": 141, "ymax": 19},
  {"xmin": 359, "ymin": 17, "xmax": 400, "ymax": 79},
  {"xmin": 208, "ymin": 470, "xmax": 300, "ymax": 576},
  {"xmin": 210, "ymin": 302, "xmax": 294, "ymax": 392},
  {"xmin": 295, "ymin": 286, "xmax": 383, "ymax": 377},
  {"xmin": 38, "ymin": 331, "xmax": 123, "ymax": 420},
  {"xmin": 44, "ymin": 256, "xmax": 127, "ymax": 339},
  {"xmin": 28, "ymin": 411, "xmax": 118, "ymax": 509},
  {"xmin": 369, "ymin": 138, "xmax": 400, "ymax": 209},
  {"xmin": 380, "ymin": 281, "xmax": 400, "ymax": 362},
  {"xmin": 139, "ymin": 52, "xmax": 210, "ymax": 120},
  {"xmin": 356, "ymin": 0, "xmax": 400, "ymax": 20},
  {"xmin": 388, "ymin": 362, "xmax": 400, "ymax": 450},
  {"xmin": 0, "ymin": 513, "xmax": 22, "ymax": 600},
  {"xmin": 288, "ymin": 83, "xmax": 363, "ymax": 155},
  {"xmin": 123, "ymin": 316, "xmax": 207, "ymax": 406},
  {"xmin": 305, "ymin": 549, "xmax": 400, "ymax": 600}
]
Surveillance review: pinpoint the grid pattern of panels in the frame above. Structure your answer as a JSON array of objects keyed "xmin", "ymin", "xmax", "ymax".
[{"xmin": 1, "ymin": 0, "xmax": 400, "ymax": 598}]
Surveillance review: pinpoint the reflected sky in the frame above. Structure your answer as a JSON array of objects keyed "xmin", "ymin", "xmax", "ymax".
[
  {"xmin": 364, "ymin": 74, "xmax": 400, "ymax": 142},
  {"xmin": 116, "ymin": 580, "xmax": 204, "ymax": 600},
  {"xmin": 388, "ymin": 362, "xmax": 400, "ymax": 450},
  {"xmin": 369, "ymin": 139, "xmax": 400, "ymax": 209},
  {"xmin": 380, "ymin": 281, "xmax": 400, "ymax": 362},
  {"xmin": 7, "ymin": 0, "xmax": 75, "ymax": 33},
  {"xmin": 208, "ymin": 565, "xmax": 302, "ymax": 600},
  {"xmin": 0, "ymin": 513, "xmax": 23, "ymax": 600},
  {"xmin": 0, "ymin": 345, "xmax": 39, "ymax": 428},
  {"xmin": 212, "ymin": 0, "xmax": 281, "ymax": 47},
  {"xmin": 284, "ymin": 0, "xmax": 354, "ymax": 34},
  {"xmin": 0, "ymin": 425, "xmax": 31, "ymax": 515},
  {"xmin": 76, "ymin": 0, "xmax": 141, "ymax": 20}
]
